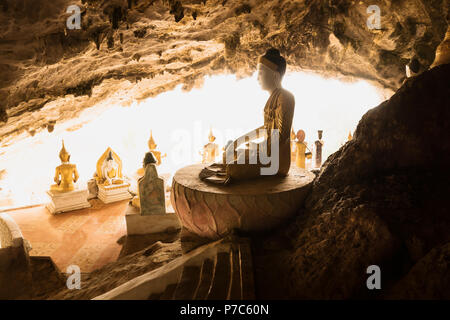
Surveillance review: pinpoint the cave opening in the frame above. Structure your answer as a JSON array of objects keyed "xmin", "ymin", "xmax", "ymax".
[{"xmin": 0, "ymin": 71, "xmax": 386, "ymax": 210}]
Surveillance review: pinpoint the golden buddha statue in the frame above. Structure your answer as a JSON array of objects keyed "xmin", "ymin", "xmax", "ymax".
[
  {"xmin": 200, "ymin": 48, "xmax": 295, "ymax": 184},
  {"xmin": 50, "ymin": 140, "xmax": 79, "ymax": 192},
  {"xmin": 348, "ymin": 131, "xmax": 353, "ymax": 141},
  {"xmin": 201, "ymin": 127, "xmax": 220, "ymax": 163},
  {"xmin": 96, "ymin": 147, "xmax": 125, "ymax": 186},
  {"xmin": 290, "ymin": 127, "xmax": 297, "ymax": 163},
  {"xmin": 148, "ymin": 130, "xmax": 166, "ymax": 166},
  {"xmin": 295, "ymin": 130, "xmax": 312, "ymax": 169}
]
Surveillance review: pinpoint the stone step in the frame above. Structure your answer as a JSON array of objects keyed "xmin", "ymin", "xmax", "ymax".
[
  {"xmin": 228, "ymin": 245, "xmax": 242, "ymax": 300},
  {"xmin": 207, "ymin": 251, "xmax": 231, "ymax": 300},
  {"xmin": 172, "ymin": 265, "xmax": 201, "ymax": 300},
  {"xmin": 239, "ymin": 241, "xmax": 255, "ymax": 300},
  {"xmin": 193, "ymin": 258, "xmax": 214, "ymax": 300},
  {"xmin": 127, "ymin": 237, "xmax": 254, "ymax": 301}
]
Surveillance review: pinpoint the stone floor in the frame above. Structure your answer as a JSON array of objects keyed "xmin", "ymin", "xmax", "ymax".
[{"xmin": 7, "ymin": 199, "xmax": 129, "ymax": 273}]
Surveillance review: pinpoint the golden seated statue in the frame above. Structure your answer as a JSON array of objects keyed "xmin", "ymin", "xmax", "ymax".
[
  {"xmin": 201, "ymin": 127, "xmax": 220, "ymax": 164},
  {"xmin": 137, "ymin": 131, "xmax": 166, "ymax": 177},
  {"xmin": 148, "ymin": 130, "xmax": 166, "ymax": 166},
  {"xmin": 50, "ymin": 140, "xmax": 79, "ymax": 192},
  {"xmin": 199, "ymin": 48, "xmax": 295, "ymax": 184}
]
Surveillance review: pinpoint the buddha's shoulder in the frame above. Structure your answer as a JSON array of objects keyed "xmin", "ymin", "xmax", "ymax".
[
  {"xmin": 278, "ymin": 88, "xmax": 295, "ymax": 105},
  {"xmin": 57, "ymin": 163, "xmax": 73, "ymax": 167}
]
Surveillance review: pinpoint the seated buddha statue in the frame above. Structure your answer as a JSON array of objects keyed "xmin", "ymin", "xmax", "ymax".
[
  {"xmin": 51, "ymin": 140, "xmax": 79, "ymax": 192},
  {"xmin": 148, "ymin": 131, "xmax": 166, "ymax": 166},
  {"xmin": 102, "ymin": 152, "xmax": 124, "ymax": 185},
  {"xmin": 201, "ymin": 127, "xmax": 220, "ymax": 164},
  {"xmin": 137, "ymin": 131, "xmax": 166, "ymax": 176},
  {"xmin": 199, "ymin": 48, "xmax": 295, "ymax": 184},
  {"xmin": 96, "ymin": 148, "xmax": 125, "ymax": 186}
]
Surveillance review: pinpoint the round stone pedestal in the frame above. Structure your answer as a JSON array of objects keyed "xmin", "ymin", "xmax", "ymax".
[{"xmin": 171, "ymin": 164, "xmax": 315, "ymax": 239}]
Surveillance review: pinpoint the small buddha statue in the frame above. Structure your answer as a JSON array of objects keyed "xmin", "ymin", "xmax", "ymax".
[
  {"xmin": 137, "ymin": 131, "xmax": 166, "ymax": 177},
  {"xmin": 199, "ymin": 48, "xmax": 295, "ymax": 184},
  {"xmin": 295, "ymin": 130, "xmax": 312, "ymax": 169},
  {"xmin": 148, "ymin": 130, "xmax": 166, "ymax": 166},
  {"xmin": 201, "ymin": 127, "xmax": 220, "ymax": 163},
  {"xmin": 96, "ymin": 147, "xmax": 125, "ymax": 186},
  {"xmin": 50, "ymin": 140, "xmax": 79, "ymax": 192},
  {"xmin": 314, "ymin": 130, "xmax": 324, "ymax": 168},
  {"xmin": 102, "ymin": 152, "xmax": 124, "ymax": 185},
  {"xmin": 348, "ymin": 131, "xmax": 353, "ymax": 141}
]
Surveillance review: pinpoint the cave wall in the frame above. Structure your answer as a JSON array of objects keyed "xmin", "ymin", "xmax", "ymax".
[{"xmin": 0, "ymin": 0, "xmax": 448, "ymax": 145}]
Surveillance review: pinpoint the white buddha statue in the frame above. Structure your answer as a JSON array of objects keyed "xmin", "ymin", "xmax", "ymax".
[{"xmin": 101, "ymin": 151, "xmax": 124, "ymax": 185}]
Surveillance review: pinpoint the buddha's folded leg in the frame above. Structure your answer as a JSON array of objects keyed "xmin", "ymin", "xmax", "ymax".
[{"xmin": 226, "ymin": 163, "xmax": 267, "ymax": 181}]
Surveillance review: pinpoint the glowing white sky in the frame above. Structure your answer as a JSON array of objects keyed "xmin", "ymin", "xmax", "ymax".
[{"xmin": 0, "ymin": 71, "xmax": 385, "ymax": 208}]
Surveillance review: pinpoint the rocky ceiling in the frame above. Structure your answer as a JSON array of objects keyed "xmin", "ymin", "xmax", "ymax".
[{"xmin": 0, "ymin": 0, "xmax": 448, "ymax": 146}]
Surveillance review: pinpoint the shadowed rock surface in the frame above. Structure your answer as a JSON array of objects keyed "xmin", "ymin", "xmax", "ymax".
[
  {"xmin": 253, "ymin": 64, "xmax": 450, "ymax": 299},
  {"xmin": 0, "ymin": 0, "xmax": 448, "ymax": 145}
]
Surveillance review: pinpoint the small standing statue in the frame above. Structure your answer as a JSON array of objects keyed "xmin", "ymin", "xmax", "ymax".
[
  {"xmin": 295, "ymin": 130, "xmax": 312, "ymax": 169},
  {"xmin": 148, "ymin": 130, "xmax": 166, "ymax": 166},
  {"xmin": 315, "ymin": 130, "xmax": 324, "ymax": 168},
  {"xmin": 201, "ymin": 127, "xmax": 220, "ymax": 164},
  {"xmin": 50, "ymin": 140, "xmax": 79, "ymax": 192},
  {"xmin": 348, "ymin": 131, "xmax": 353, "ymax": 141}
]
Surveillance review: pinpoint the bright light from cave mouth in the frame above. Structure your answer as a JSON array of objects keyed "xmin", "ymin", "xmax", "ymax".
[{"xmin": 0, "ymin": 72, "xmax": 385, "ymax": 209}]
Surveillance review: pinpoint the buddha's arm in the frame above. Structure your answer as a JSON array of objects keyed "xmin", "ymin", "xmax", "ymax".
[
  {"xmin": 73, "ymin": 166, "xmax": 79, "ymax": 183},
  {"xmin": 54, "ymin": 168, "xmax": 60, "ymax": 184},
  {"xmin": 274, "ymin": 92, "xmax": 295, "ymax": 143},
  {"xmin": 234, "ymin": 125, "xmax": 266, "ymax": 148}
]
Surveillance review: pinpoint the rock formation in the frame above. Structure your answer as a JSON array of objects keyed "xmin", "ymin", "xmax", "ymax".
[{"xmin": 254, "ymin": 64, "xmax": 450, "ymax": 299}]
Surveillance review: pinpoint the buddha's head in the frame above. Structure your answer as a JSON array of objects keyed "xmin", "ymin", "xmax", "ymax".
[
  {"xmin": 257, "ymin": 48, "xmax": 286, "ymax": 92},
  {"xmin": 148, "ymin": 130, "xmax": 157, "ymax": 150},
  {"xmin": 59, "ymin": 140, "xmax": 70, "ymax": 163},
  {"xmin": 208, "ymin": 127, "xmax": 216, "ymax": 142},
  {"xmin": 106, "ymin": 151, "xmax": 116, "ymax": 169},
  {"xmin": 297, "ymin": 130, "xmax": 306, "ymax": 143}
]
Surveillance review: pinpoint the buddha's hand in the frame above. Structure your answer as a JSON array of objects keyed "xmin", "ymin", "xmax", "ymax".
[{"xmin": 222, "ymin": 142, "xmax": 235, "ymax": 164}]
